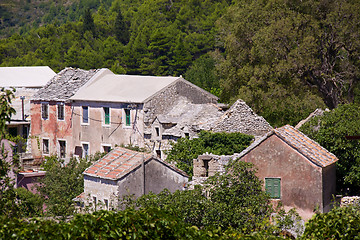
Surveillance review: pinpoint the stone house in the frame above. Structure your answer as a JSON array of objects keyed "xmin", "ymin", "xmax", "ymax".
[
  {"xmin": 192, "ymin": 125, "xmax": 338, "ymax": 219},
  {"xmin": 30, "ymin": 67, "xmax": 217, "ymax": 160},
  {"xmin": 68, "ymin": 72, "xmax": 218, "ymax": 158},
  {"xmin": 81, "ymin": 147, "xmax": 188, "ymax": 210},
  {"xmin": 0, "ymin": 66, "xmax": 56, "ymax": 141},
  {"xmin": 30, "ymin": 68, "xmax": 103, "ymax": 160}
]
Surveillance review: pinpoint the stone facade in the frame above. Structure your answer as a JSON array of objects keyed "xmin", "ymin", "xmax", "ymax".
[{"xmin": 210, "ymin": 99, "xmax": 272, "ymax": 137}]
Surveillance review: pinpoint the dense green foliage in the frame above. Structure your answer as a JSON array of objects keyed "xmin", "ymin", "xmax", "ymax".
[
  {"xmin": 0, "ymin": 0, "xmax": 229, "ymax": 76},
  {"xmin": 14, "ymin": 188, "xmax": 44, "ymax": 218},
  {"xmin": 166, "ymin": 131, "xmax": 254, "ymax": 176},
  {"xmin": 302, "ymin": 205, "xmax": 360, "ymax": 239},
  {"xmin": 130, "ymin": 160, "xmax": 271, "ymax": 233},
  {"xmin": 216, "ymin": 0, "xmax": 360, "ymax": 126},
  {"xmin": 300, "ymin": 104, "xmax": 360, "ymax": 194},
  {"xmin": 38, "ymin": 153, "xmax": 105, "ymax": 217}
]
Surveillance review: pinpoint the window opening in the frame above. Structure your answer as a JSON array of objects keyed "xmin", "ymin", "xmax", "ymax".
[
  {"xmin": 58, "ymin": 104, "xmax": 64, "ymax": 120},
  {"xmin": 156, "ymin": 150, "xmax": 161, "ymax": 159},
  {"xmin": 155, "ymin": 127, "xmax": 160, "ymax": 137},
  {"xmin": 203, "ymin": 160, "xmax": 210, "ymax": 177},
  {"xmin": 82, "ymin": 106, "xmax": 89, "ymax": 124},
  {"xmin": 104, "ymin": 107, "xmax": 110, "ymax": 125},
  {"xmin": 103, "ymin": 145, "xmax": 111, "ymax": 153},
  {"xmin": 59, "ymin": 140, "xmax": 66, "ymax": 158},
  {"xmin": 43, "ymin": 139, "xmax": 49, "ymax": 154},
  {"xmin": 41, "ymin": 103, "xmax": 48, "ymax": 119},
  {"xmin": 125, "ymin": 109, "xmax": 131, "ymax": 126},
  {"xmin": 82, "ymin": 143, "xmax": 89, "ymax": 158}
]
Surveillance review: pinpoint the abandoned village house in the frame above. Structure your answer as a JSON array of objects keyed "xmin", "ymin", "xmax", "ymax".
[
  {"xmin": 80, "ymin": 147, "xmax": 188, "ymax": 210},
  {"xmin": 0, "ymin": 66, "xmax": 56, "ymax": 146},
  {"xmin": 30, "ymin": 67, "xmax": 218, "ymax": 160},
  {"xmin": 192, "ymin": 125, "xmax": 338, "ymax": 220}
]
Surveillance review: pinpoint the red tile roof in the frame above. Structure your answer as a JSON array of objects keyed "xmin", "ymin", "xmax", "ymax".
[
  {"xmin": 274, "ymin": 125, "xmax": 338, "ymax": 167},
  {"xmin": 83, "ymin": 147, "xmax": 188, "ymax": 180}
]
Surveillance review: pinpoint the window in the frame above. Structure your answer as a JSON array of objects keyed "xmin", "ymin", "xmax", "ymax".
[
  {"xmin": 104, "ymin": 199, "xmax": 109, "ymax": 210},
  {"xmin": 103, "ymin": 145, "xmax": 111, "ymax": 153},
  {"xmin": 41, "ymin": 103, "xmax": 48, "ymax": 119},
  {"xmin": 58, "ymin": 104, "xmax": 64, "ymax": 120},
  {"xmin": 82, "ymin": 106, "xmax": 89, "ymax": 124},
  {"xmin": 125, "ymin": 109, "xmax": 131, "ymax": 126},
  {"xmin": 203, "ymin": 160, "xmax": 210, "ymax": 177},
  {"xmin": 93, "ymin": 196, "xmax": 97, "ymax": 211},
  {"xmin": 82, "ymin": 143, "xmax": 89, "ymax": 158},
  {"xmin": 103, "ymin": 107, "xmax": 110, "ymax": 125},
  {"xmin": 155, "ymin": 127, "xmax": 160, "ymax": 137},
  {"xmin": 156, "ymin": 150, "xmax": 162, "ymax": 159},
  {"xmin": 43, "ymin": 139, "xmax": 49, "ymax": 154},
  {"xmin": 265, "ymin": 178, "xmax": 281, "ymax": 199},
  {"xmin": 59, "ymin": 140, "xmax": 66, "ymax": 158}
]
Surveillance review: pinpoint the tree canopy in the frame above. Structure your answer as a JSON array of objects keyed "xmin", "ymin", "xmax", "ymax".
[{"xmin": 300, "ymin": 103, "xmax": 360, "ymax": 195}]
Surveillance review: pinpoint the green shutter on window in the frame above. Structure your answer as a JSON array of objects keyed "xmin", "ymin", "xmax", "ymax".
[
  {"xmin": 265, "ymin": 178, "xmax": 281, "ymax": 199},
  {"xmin": 104, "ymin": 107, "xmax": 110, "ymax": 125},
  {"xmin": 125, "ymin": 109, "xmax": 130, "ymax": 126}
]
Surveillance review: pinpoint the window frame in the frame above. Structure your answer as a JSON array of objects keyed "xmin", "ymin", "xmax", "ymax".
[
  {"xmin": 42, "ymin": 138, "xmax": 50, "ymax": 155},
  {"xmin": 57, "ymin": 103, "xmax": 65, "ymax": 121},
  {"xmin": 82, "ymin": 106, "xmax": 89, "ymax": 125},
  {"xmin": 265, "ymin": 177, "xmax": 281, "ymax": 199},
  {"xmin": 58, "ymin": 139, "xmax": 66, "ymax": 158},
  {"xmin": 81, "ymin": 142, "xmax": 90, "ymax": 158},
  {"xmin": 41, "ymin": 102, "xmax": 49, "ymax": 120},
  {"xmin": 124, "ymin": 109, "xmax": 131, "ymax": 127},
  {"xmin": 101, "ymin": 143, "xmax": 112, "ymax": 153},
  {"xmin": 103, "ymin": 107, "xmax": 110, "ymax": 126}
]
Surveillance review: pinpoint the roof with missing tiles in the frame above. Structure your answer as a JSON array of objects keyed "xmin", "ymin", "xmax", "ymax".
[
  {"xmin": 236, "ymin": 125, "xmax": 338, "ymax": 168},
  {"xmin": 83, "ymin": 147, "xmax": 188, "ymax": 180},
  {"xmin": 31, "ymin": 68, "xmax": 101, "ymax": 101}
]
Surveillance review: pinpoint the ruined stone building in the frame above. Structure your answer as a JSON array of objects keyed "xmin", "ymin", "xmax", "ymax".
[
  {"xmin": 30, "ymin": 67, "xmax": 218, "ymax": 160},
  {"xmin": 192, "ymin": 125, "xmax": 338, "ymax": 220},
  {"xmin": 80, "ymin": 147, "xmax": 188, "ymax": 210},
  {"xmin": 30, "ymin": 68, "xmax": 102, "ymax": 160},
  {"xmin": 0, "ymin": 66, "xmax": 56, "ymax": 141}
]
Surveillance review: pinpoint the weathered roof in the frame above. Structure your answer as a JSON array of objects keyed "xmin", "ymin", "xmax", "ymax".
[
  {"xmin": 0, "ymin": 66, "xmax": 56, "ymax": 88},
  {"xmin": 210, "ymin": 99, "xmax": 273, "ymax": 136},
  {"xmin": 83, "ymin": 147, "xmax": 188, "ymax": 180},
  {"xmin": 70, "ymin": 74, "xmax": 180, "ymax": 103},
  {"xmin": 236, "ymin": 125, "xmax": 338, "ymax": 167},
  {"xmin": 155, "ymin": 98, "xmax": 223, "ymax": 137},
  {"xmin": 32, "ymin": 68, "xmax": 102, "ymax": 101}
]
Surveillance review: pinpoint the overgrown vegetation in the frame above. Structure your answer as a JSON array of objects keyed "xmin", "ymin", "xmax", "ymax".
[
  {"xmin": 300, "ymin": 104, "xmax": 360, "ymax": 195},
  {"xmin": 166, "ymin": 131, "xmax": 254, "ymax": 176}
]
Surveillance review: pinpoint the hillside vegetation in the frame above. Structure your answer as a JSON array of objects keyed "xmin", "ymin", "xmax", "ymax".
[{"xmin": 1, "ymin": 0, "xmax": 359, "ymax": 127}]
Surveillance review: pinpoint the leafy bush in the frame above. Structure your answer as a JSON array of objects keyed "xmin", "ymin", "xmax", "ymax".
[
  {"xmin": 15, "ymin": 188, "xmax": 44, "ymax": 218},
  {"xmin": 302, "ymin": 205, "xmax": 360, "ymax": 239},
  {"xmin": 166, "ymin": 131, "xmax": 254, "ymax": 176},
  {"xmin": 300, "ymin": 104, "xmax": 360, "ymax": 194}
]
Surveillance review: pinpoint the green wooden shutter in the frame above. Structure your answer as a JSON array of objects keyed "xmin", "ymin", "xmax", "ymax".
[
  {"xmin": 265, "ymin": 178, "xmax": 281, "ymax": 199},
  {"xmin": 104, "ymin": 107, "xmax": 110, "ymax": 125},
  {"xmin": 125, "ymin": 109, "xmax": 130, "ymax": 126}
]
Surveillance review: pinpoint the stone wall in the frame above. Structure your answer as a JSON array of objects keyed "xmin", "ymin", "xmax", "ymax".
[
  {"xmin": 340, "ymin": 196, "xmax": 360, "ymax": 207},
  {"xmin": 211, "ymin": 99, "xmax": 272, "ymax": 137}
]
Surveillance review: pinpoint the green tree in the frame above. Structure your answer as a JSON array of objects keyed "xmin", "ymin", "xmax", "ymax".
[
  {"xmin": 82, "ymin": 8, "xmax": 96, "ymax": 37},
  {"xmin": 300, "ymin": 103, "xmax": 360, "ymax": 194},
  {"xmin": 216, "ymin": 0, "xmax": 360, "ymax": 126},
  {"xmin": 14, "ymin": 187, "xmax": 44, "ymax": 217},
  {"xmin": 0, "ymin": 87, "xmax": 20, "ymax": 218},
  {"xmin": 132, "ymin": 160, "xmax": 271, "ymax": 233},
  {"xmin": 166, "ymin": 131, "xmax": 254, "ymax": 176},
  {"xmin": 38, "ymin": 156, "xmax": 94, "ymax": 217},
  {"xmin": 114, "ymin": 8, "xmax": 129, "ymax": 45}
]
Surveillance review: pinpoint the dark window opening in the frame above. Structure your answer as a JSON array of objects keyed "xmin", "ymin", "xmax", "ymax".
[
  {"xmin": 41, "ymin": 103, "xmax": 48, "ymax": 119},
  {"xmin": 203, "ymin": 160, "xmax": 210, "ymax": 177},
  {"xmin": 82, "ymin": 106, "xmax": 89, "ymax": 124},
  {"xmin": 103, "ymin": 145, "xmax": 111, "ymax": 153},
  {"xmin": 59, "ymin": 140, "xmax": 66, "ymax": 158},
  {"xmin": 155, "ymin": 127, "xmax": 160, "ymax": 137},
  {"xmin": 82, "ymin": 143, "xmax": 89, "ymax": 157},
  {"xmin": 9, "ymin": 127, "xmax": 17, "ymax": 137},
  {"xmin": 156, "ymin": 150, "xmax": 162, "ymax": 159},
  {"xmin": 58, "ymin": 104, "xmax": 64, "ymax": 120},
  {"xmin": 43, "ymin": 139, "xmax": 49, "ymax": 154},
  {"xmin": 184, "ymin": 132, "xmax": 189, "ymax": 138}
]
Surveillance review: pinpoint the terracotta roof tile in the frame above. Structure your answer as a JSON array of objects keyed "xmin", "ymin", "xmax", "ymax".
[
  {"xmin": 83, "ymin": 147, "xmax": 188, "ymax": 180},
  {"xmin": 274, "ymin": 125, "xmax": 338, "ymax": 167}
]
